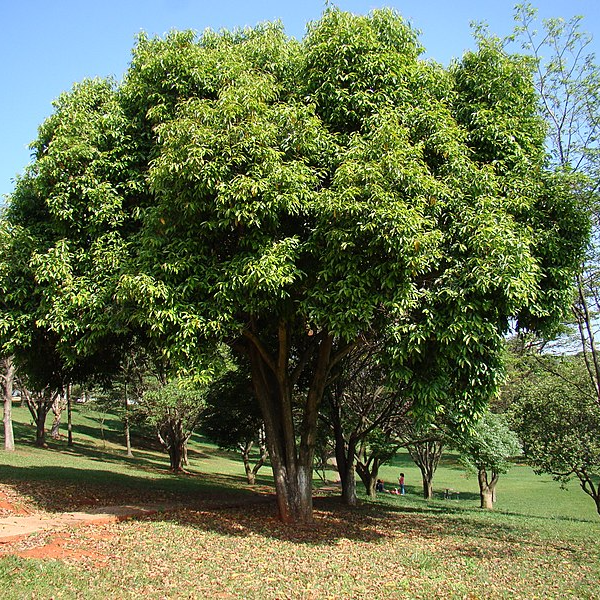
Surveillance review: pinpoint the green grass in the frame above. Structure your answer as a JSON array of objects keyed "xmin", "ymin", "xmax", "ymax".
[{"xmin": 1, "ymin": 404, "xmax": 599, "ymax": 599}]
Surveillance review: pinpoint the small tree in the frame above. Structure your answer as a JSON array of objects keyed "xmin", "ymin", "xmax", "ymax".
[
  {"xmin": 510, "ymin": 356, "xmax": 600, "ymax": 515},
  {"xmin": 138, "ymin": 378, "xmax": 206, "ymax": 472},
  {"xmin": 355, "ymin": 427, "xmax": 401, "ymax": 499},
  {"xmin": 323, "ymin": 341, "xmax": 410, "ymax": 505},
  {"xmin": 395, "ymin": 410, "xmax": 456, "ymax": 499},
  {"xmin": 454, "ymin": 411, "xmax": 521, "ymax": 509},
  {"xmin": 201, "ymin": 363, "xmax": 268, "ymax": 485},
  {"xmin": 405, "ymin": 435, "xmax": 444, "ymax": 500}
]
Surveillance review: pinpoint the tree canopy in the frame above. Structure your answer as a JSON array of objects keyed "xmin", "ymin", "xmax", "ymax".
[{"xmin": 3, "ymin": 8, "xmax": 589, "ymax": 522}]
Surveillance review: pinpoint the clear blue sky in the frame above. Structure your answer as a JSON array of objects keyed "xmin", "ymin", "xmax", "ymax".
[{"xmin": 1, "ymin": 0, "xmax": 599, "ymax": 201}]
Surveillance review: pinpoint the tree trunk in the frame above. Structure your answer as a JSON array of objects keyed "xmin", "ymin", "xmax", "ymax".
[
  {"xmin": 243, "ymin": 437, "xmax": 268, "ymax": 485},
  {"xmin": 356, "ymin": 459, "xmax": 379, "ymax": 499},
  {"xmin": 124, "ymin": 383, "xmax": 133, "ymax": 457},
  {"xmin": 36, "ymin": 404, "xmax": 48, "ymax": 447},
  {"xmin": 23, "ymin": 389, "xmax": 53, "ymax": 447},
  {"xmin": 331, "ymin": 399, "xmax": 358, "ymax": 505},
  {"xmin": 182, "ymin": 438, "xmax": 189, "ymax": 467},
  {"xmin": 2, "ymin": 357, "xmax": 15, "ymax": 452},
  {"xmin": 407, "ymin": 440, "xmax": 443, "ymax": 500},
  {"xmin": 67, "ymin": 384, "xmax": 73, "ymax": 447},
  {"xmin": 241, "ymin": 441, "xmax": 256, "ymax": 484},
  {"xmin": 421, "ymin": 474, "xmax": 433, "ymax": 500},
  {"xmin": 168, "ymin": 442, "xmax": 184, "ymax": 472},
  {"xmin": 478, "ymin": 468, "xmax": 498, "ymax": 510},
  {"xmin": 124, "ymin": 415, "xmax": 133, "ymax": 457},
  {"xmin": 341, "ymin": 465, "xmax": 357, "ymax": 505},
  {"xmin": 158, "ymin": 421, "xmax": 187, "ymax": 472},
  {"xmin": 337, "ymin": 436, "xmax": 358, "ymax": 505},
  {"xmin": 50, "ymin": 394, "xmax": 65, "ymax": 440},
  {"xmin": 246, "ymin": 324, "xmax": 334, "ymax": 523}
]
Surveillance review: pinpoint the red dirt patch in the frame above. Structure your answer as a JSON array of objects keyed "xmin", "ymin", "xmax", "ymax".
[
  {"xmin": 0, "ymin": 487, "xmax": 32, "ymax": 516},
  {"xmin": 13, "ymin": 529, "xmax": 113, "ymax": 565}
]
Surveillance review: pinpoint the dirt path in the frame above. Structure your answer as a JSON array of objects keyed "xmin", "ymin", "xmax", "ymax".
[
  {"xmin": 0, "ymin": 485, "xmax": 276, "ymax": 560},
  {"xmin": 0, "ymin": 503, "xmax": 169, "ymax": 543}
]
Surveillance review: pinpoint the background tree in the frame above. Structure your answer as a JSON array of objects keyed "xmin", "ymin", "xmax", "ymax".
[
  {"xmin": 1, "ymin": 355, "xmax": 15, "ymax": 451},
  {"xmin": 98, "ymin": 343, "xmax": 151, "ymax": 458},
  {"xmin": 396, "ymin": 414, "xmax": 448, "ymax": 500},
  {"xmin": 453, "ymin": 411, "xmax": 521, "ymax": 510},
  {"xmin": 4, "ymin": 8, "xmax": 588, "ymax": 524},
  {"xmin": 355, "ymin": 427, "xmax": 401, "ymax": 498},
  {"xmin": 509, "ymin": 355, "xmax": 600, "ymax": 515},
  {"xmin": 512, "ymin": 4, "xmax": 600, "ymax": 392},
  {"xmin": 138, "ymin": 377, "xmax": 207, "ymax": 472},
  {"xmin": 201, "ymin": 360, "xmax": 268, "ymax": 485},
  {"xmin": 322, "ymin": 341, "xmax": 410, "ymax": 505}
]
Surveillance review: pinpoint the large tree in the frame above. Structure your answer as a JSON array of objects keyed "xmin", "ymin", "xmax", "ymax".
[{"xmin": 5, "ymin": 9, "xmax": 588, "ymax": 523}]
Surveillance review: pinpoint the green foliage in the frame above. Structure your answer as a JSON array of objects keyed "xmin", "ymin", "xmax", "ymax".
[
  {"xmin": 2, "ymin": 8, "xmax": 590, "ymax": 466},
  {"xmin": 200, "ymin": 360, "xmax": 264, "ymax": 451},
  {"xmin": 454, "ymin": 411, "xmax": 521, "ymax": 476},
  {"xmin": 509, "ymin": 355, "xmax": 600, "ymax": 509},
  {"xmin": 137, "ymin": 377, "xmax": 206, "ymax": 434},
  {"xmin": 4, "ymin": 78, "xmax": 135, "ymax": 372}
]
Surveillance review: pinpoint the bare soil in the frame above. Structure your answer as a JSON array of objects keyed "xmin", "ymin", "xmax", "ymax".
[{"xmin": 0, "ymin": 484, "xmax": 274, "ymax": 563}]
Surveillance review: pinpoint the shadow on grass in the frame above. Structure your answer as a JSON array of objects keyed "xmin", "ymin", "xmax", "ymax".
[
  {"xmin": 0, "ymin": 464, "xmax": 270, "ymax": 512},
  {"xmin": 0, "ymin": 460, "xmax": 494, "ymax": 547}
]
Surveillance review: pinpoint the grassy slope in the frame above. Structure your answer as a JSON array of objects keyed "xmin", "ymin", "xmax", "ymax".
[{"xmin": 1, "ymin": 404, "xmax": 599, "ymax": 599}]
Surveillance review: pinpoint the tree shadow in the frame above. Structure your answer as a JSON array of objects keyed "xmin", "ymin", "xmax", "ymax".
[{"xmin": 0, "ymin": 464, "xmax": 266, "ymax": 512}]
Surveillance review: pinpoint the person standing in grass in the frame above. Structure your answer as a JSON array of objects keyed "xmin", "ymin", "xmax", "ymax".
[{"xmin": 398, "ymin": 473, "xmax": 405, "ymax": 495}]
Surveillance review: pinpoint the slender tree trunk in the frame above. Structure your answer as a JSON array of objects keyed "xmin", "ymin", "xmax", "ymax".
[
  {"xmin": 241, "ymin": 441, "xmax": 256, "ymax": 484},
  {"xmin": 67, "ymin": 384, "xmax": 73, "ymax": 447},
  {"xmin": 331, "ymin": 398, "xmax": 358, "ymax": 505},
  {"xmin": 124, "ymin": 415, "xmax": 133, "ymax": 457},
  {"xmin": 575, "ymin": 275, "xmax": 600, "ymax": 407},
  {"xmin": 36, "ymin": 404, "xmax": 48, "ymax": 447},
  {"xmin": 50, "ymin": 394, "xmax": 65, "ymax": 440},
  {"xmin": 407, "ymin": 440, "xmax": 443, "ymax": 500},
  {"xmin": 252, "ymin": 439, "xmax": 268, "ymax": 482},
  {"xmin": 2, "ymin": 357, "xmax": 15, "ymax": 452},
  {"xmin": 124, "ymin": 383, "xmax": 133, "ymax": 457},
  {"xmin": 356, "ymin": 459, "xmax": 380, "ymax": 499},
  {"xmin": 338, "ymin": 436, "xmax": 358, "ymax": 506},
  {"xmin": 182, "ymin": 437, "xmax": 189, "ymax": 467}
]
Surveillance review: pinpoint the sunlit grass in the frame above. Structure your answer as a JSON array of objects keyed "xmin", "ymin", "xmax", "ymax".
[{"xmin": 1, "ymin": 403, "xmax": 599, "ymax": 599}]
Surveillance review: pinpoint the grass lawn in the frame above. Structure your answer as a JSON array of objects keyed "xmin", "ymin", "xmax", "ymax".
[{"xmin": 1, "ymin": 404, "xmax": 599, "ymax": 599}]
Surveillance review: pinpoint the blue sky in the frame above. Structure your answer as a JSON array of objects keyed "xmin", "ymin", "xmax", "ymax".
[{"xmin": 1, "ymin": 0, "xmax": 599, "ymax": 201}]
